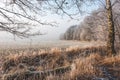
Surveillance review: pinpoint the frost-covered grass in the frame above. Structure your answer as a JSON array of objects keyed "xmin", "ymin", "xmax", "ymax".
[
  {"xmin": 0, "ymin": 40, "xmax": 105, "ymax": 50},
  {"xmin": 1, "ymin": 41, "xmax": 119, "ymax": 80}
]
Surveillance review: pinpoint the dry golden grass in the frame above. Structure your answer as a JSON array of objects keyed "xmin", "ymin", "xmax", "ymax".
[
  {"xmin": 0, "ymin": 45, "xmax": 120, "ymax": 80},
  {"xmin": 70, "ymin": 54, "xmax": 102, "ymax": 80}
]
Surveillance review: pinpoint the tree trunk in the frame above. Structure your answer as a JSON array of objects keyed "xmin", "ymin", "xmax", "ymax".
[{"xmin": 106, "ymin": 0, "xmax": 116, "ymax": 56}]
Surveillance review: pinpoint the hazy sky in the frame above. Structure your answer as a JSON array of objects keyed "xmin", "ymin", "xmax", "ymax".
[
  {"xmin": 0, "ymin": 14, "xmax": 81, "ymax": 43},
  {"xmin": 0, "ymin": 0, "xmax": 99, "ymax": 44}
]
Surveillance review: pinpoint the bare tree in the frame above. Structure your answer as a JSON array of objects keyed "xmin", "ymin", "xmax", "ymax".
[
  {"xmin": 63, "ymin": 25, "xmax": 77, "ymax": 40},
  {"xmin": 0, "ymin": 0, "xmax": 56, "ymax": 38},
  {"xmin": 105, "ymin": 0, "xmax": 115, "ymax": 55}
]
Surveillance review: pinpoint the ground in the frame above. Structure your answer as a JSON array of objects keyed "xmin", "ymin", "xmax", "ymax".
[
  {"xmin": 1, "ymin": 41, "xmax": 120, "ymax": 80},
  {"xmin": 0, "ymin": 40, "xmax": 105, "ymax": 49}
]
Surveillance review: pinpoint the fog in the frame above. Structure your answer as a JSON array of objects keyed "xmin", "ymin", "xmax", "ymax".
[
  {"xmin": 0, "ymin": 0, "xmax": 99, "ymax": 45},
  {"xmin": 0, "ymin": 14, "xmax": 83, "ymax": 44}
]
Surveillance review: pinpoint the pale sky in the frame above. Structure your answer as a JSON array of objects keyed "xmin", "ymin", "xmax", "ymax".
[
  {"xmin": 0, "ymin": 0, "xmax": 99, "ymax": 44},
  {"xmin": 0, "ymin": 14, "xmax": 81, "ymax": 43}
]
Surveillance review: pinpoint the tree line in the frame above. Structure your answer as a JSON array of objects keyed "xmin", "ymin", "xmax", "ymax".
[{"xmin": 60, "ymin": 2, "xmax": 120, "ymax": 43}]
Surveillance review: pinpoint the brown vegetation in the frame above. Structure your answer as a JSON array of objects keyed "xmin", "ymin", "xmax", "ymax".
[{"xmin": 0, "ymin": 46, "xmax": 120, "ymax": 80}]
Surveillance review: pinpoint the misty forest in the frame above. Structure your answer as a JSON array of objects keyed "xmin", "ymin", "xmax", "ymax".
[{"xmin": 0, "ymin": 0, "xmax": 120, "ymax": 80}]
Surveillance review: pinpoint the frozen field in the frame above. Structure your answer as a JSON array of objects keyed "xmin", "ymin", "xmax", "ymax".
[{"xmin": 0, "ymin": 40, "xmax": 105, "ymax": 49}]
